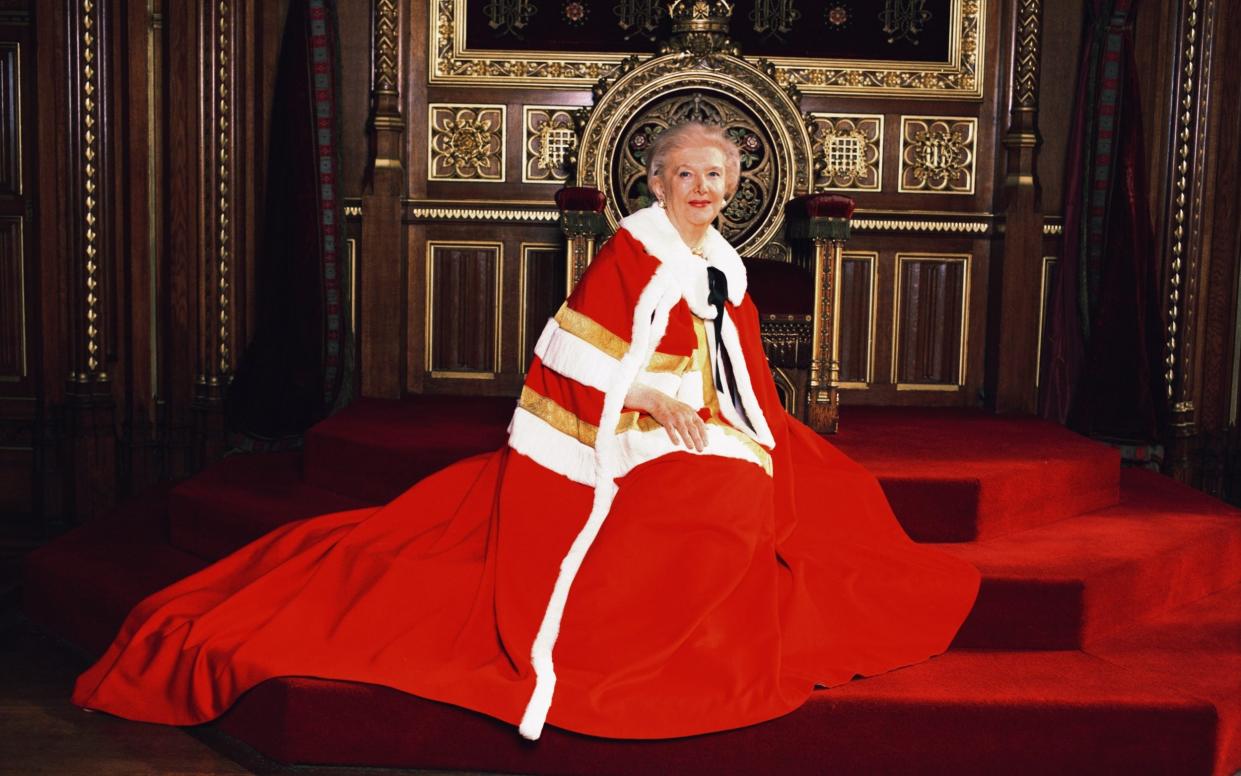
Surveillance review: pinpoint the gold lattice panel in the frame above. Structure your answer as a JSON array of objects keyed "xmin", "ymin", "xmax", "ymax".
[
  {"xmin": 898, "ymin": 116, "xmax": 977, "ymax": 195},
  {"xmin": 810, "ymin": 114, "xmax": 883, "ymax": 191},
  {"xmin": 523, "ymin": 106, "xmax": 578, "ymax": 183},
  {"xmin": 428, "ymin": 104, "xmax": 506, "ymax": 182}
]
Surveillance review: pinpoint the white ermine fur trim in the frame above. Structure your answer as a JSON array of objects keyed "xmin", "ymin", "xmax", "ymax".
[
  {"xmin": 506, "ymin": 407, "xmax": 597, "ymax": 486},
  {"xmin": 518, "ymin": 266, "xmax": 678, "ymax": 740},
  {"xmin": 618, "ymin": 205, "xmax": 747, "ymax": 319},
  {"xmin": 717, "ymin": 312, "xmax": 776, "ymax": 448},
  {"xmin": 613, "ymin": 423, "xmax": 768, "ymax": 476},
  {"xmin": 634, "ymin": 369, "xmax": 682, "ymax": 397},
  {"xmin": 533, "ymin": 318, "xmax": 619, "ymax": 393},
  {"xmin": 676, "ymin": 370, "xmax": 706, "ymax": 410}
]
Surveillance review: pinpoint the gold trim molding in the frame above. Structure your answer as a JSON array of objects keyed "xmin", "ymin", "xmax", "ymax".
[{"xmin": 429, "ymin": 0, "xmax": 985, "ymax": 100}]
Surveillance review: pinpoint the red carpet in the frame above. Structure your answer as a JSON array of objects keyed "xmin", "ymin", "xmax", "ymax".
[{"xmin": 22, "ymin": 400, "xmax": 1241, "ymax": 775}]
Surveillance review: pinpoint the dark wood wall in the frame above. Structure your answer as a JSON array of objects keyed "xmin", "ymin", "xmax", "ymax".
[{"xmin": 1, "ymin": 0, "xmax": 1238, "ymax": 534}]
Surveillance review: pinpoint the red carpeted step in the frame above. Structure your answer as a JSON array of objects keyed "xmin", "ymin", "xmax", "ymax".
[
  {"xmin": 1089, "ymin": 578, "xmax": 1241, "ymax": 776},
  {"xmin": 303, "ymin": 396, "xmax": 513, "ymax": 503},
  {"xmin": 22, "ymin": 488, "xmax": 206, "ymax": 655},
  {"xmin": 216, "ymin": 650, "xmax": 1219, "ymax": 775},
  {"xmin": 946, "ymin": 468, "xmax": 1241, "ymax": 649},
  {"xmin": 833, "ymin": 407, "xmax": 1121, "ymax": 542},
  {"xmin": 168, "ymin": 450, "xmax": 373, "ymax": 562}
]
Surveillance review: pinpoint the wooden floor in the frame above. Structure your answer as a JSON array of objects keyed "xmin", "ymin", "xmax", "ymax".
[{"xmin": 0, "ymin": 541, "xmax": 503, "ymax": 776}]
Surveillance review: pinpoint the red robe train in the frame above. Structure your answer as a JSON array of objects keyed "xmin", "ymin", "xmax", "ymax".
[{"xmin": 72, "ymin": 205, "xmax": 981, "ymax": 740}]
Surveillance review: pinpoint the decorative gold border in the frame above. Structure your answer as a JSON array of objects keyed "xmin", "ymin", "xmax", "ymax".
[
  {"xmin": 425, "ymin": 241, "xmax": 503, "ymax": 379},
  {"xmin": 429, "ymin": 0, "xmax": 985, "ymax": 100},
  {"xmin": 0, "ymin": 43, "xmax": 23, "ymax": 197},
  {"xmin": 426, "ymin": 103, "xmax": 507, "ymax": 183},
  {"xmin": 1036, "ymin": 255, "xmax": 1056, "ymax": 388},
  {"xmin": 522, "ymin": 105, "xmax": 578, "ymax": 184},
  {"xmin": 0, "ymin": 216, "xmax": 25, "ymax": 381},
  {"xmin": 891, "ymin": 252, "xmax": 971, "ymax": 389},
  {"xmin": 518, "ymin": 241, "xmax": 562, "ymax": 372},
  {"xmin": 898, "ymin": 115, "xmax": 978, "ymax": 195},
  {"xmin": 835, "ymin": 250, "xmax": 879, "ymax": 390}
]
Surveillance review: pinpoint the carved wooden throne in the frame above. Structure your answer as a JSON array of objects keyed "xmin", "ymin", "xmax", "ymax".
[{"xmin": 556, "ymin": 1, "xmax": 855, "ymax": 434}]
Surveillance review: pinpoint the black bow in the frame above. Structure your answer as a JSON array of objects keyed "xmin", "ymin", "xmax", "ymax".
[{"xmin": 706, "ymin": 267, "xmax": 751, "ymax": 428}]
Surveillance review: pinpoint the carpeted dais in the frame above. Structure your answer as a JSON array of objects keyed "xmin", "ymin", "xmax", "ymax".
[{"xmin": 22, "ymin": 401, "xmax": 1241, "ymax": 775}]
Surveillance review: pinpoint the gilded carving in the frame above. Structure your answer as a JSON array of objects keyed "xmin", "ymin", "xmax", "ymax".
[
  {"xmin": 523, "ymin": 106, "xmax": 578, "ymax": 183},
  {"xmin": 1165, "ymin": 0, "xmax": 1214, "ymax": 406},
  {"xmin": 375, "ymin": 0, "xmax": 398, "ymax": 93},
  {"xmin": 575, "ymin": 53, "xmax": 812, "ymax": 256},
  {"xmin": 1014, "ymin": 0, "xmax": 1041, "ymax": 109},
  {"xmin": 899, "ymin": 116, "xmax": 976, "ymax": 194},
  {"xmin": 215, "ymin": 0, "xmax": 234, "ymax": 377},
  {"xmin": 79, "ymin": 0, "xmax": 104, "ymax": 380},
  {"xmin": 810, "ymin": 114, "xmax": 882, "ymax": 191},
  {"xmin": 431, "ymin": 0, "xmax": 985, "ymax": 99},
  {"xmin": 429, "ymin": 105, "xmax": 506, "ymax": 182}
]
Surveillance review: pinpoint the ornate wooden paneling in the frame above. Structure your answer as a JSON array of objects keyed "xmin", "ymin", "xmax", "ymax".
[
  {"xmin": 0, "ymin": 216, "xmax": 23, "ymax": 380},
  {"xmin": 0, "ymin": 42, "xmax": 20, "ymax": 196},
  {"xmin": 426, "ymin": 242, "xmax": 501, "ymax": 376},
  {"xmin": 519, "ymin": 242, "xmax": 565, "ymax": 370},
  {"xmin": 893, "ymin": 254, "xmax": 970, "ymax": 388},
  {"xmin": 837, "ymin": 251, "xmax": 877, "ymax": 386}
]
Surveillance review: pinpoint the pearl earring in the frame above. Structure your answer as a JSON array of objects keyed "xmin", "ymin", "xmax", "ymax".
[
  {"xmin": 722, "ymin": 198, "xmax": 728, "ymax": 207},
  {"xmin": 657, "ymin": 199, "xmax": 666, "ymax": 208}
]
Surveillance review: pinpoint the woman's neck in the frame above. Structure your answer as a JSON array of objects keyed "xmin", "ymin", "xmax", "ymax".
[{"xmin": 671, "ymin": 222, "xmax": 709, "ymax": 256}]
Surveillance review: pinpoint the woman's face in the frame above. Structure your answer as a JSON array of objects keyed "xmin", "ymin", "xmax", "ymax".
[{"xmin": 650, "ymin": 144, "xmax": 728, "ymax": 240}]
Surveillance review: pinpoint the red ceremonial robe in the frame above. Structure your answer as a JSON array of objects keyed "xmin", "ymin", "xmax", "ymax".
[{"xmin": 72, "ymin": 204, "xmax": 981, "ymax": 740}]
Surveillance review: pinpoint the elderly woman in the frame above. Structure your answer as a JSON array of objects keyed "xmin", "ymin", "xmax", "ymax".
[{"xmin": 73, "ymin": 122, "xmax": 980, "ymax": 742}]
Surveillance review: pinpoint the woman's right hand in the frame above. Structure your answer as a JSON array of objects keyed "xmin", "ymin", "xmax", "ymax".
[{"xmin": 624, "ymin": 383, "xmax": 708, "ymax": 452}]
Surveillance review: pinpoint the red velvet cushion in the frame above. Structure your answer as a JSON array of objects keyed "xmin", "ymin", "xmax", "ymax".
[
  {"xmin": 743, "ymin": 258, "xmax": 813, "ymax": 316},
  {"xmin": 555, "ymin": 186, "xmax": 607, "ymax": 213},
  {"xmin": 785, "ymin": 193, "xmax": 856, "ymax": 220}
]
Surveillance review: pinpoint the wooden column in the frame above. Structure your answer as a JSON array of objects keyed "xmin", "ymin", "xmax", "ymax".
[
  {"xmin": 60, "ymin": 0, "xmax": 117, "ymax": 521},
  {"xmin": 993, "ymin": 0, "xmax": 1045, "ymax": 414},
  {"xmin": 360, "ymin": 0, "xmax": 405, "ymax": 398},
  {"xmin": 1162, "ymin": 0, "xmax": 1221, "ymax": 482}
]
